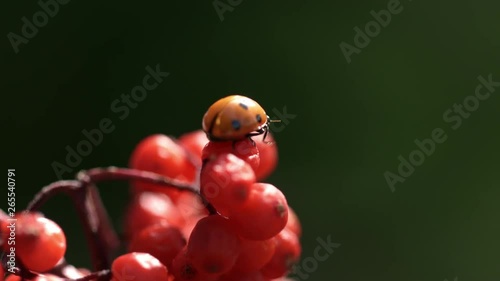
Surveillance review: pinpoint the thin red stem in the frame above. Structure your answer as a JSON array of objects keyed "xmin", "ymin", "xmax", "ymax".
[
  {"xmin": 23, "ymin": 167, "xmax": 218, "ymax": 281},
  {"xmin": 77, "ymin": 167, "xmax": 217, "ymax": 214}
]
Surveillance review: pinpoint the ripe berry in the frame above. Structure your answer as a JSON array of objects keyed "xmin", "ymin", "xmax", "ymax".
[
  {"xmin": 260, "ymin": 228, "xmax": 301, "ymax": 279},
  {"xmin": 200, "ymin": 153, "xmax": 255, "ymax": 215},
  {"xmin": 4, "ymin": 274, "xmax": 62, "ymax": 281},
  {"xmin": 128, "ymin": 222, "xmax": 186, "ymax": 268},
  {"xmin": 129, "ymin": 134, "xmax": 197, "ymax": 201},
  {"xmin": 233, "ymin": 238, "xmax": 276, "ymax": 272},
  {"xmin": 218, "ymin": 270, "xmax": 266, "ymax": 281},
  {"xmin": 175, "ymin": 192, "xmax": 208, "ymax": 221},
  {"xmin": 111, "ymin": 252, "xmax": 168, "ymax": 281},
  {"xmin": 178, "ymin": 130, "xmax": 209, "ymax": 166},
  {"xmin": 186, "ymin": 215, "xmax": 241, "ymax": 276},
  {"xmin": 180, "ymin": 214, "xmax": 203, "ymax": 240},
  {"xmin": 202, "ymin": 139, "xmax": 260, "ymax": 172},
  {"xmin": 254, "ymin": 132, "xmax": 278, "ymax": 180},
  {"xmin": 124, "ymin": 192, "xmax": 184, "ymax": 239},
  {"xmin": 286, "ymin": 206, "xmax": 302, "ymax": 238},
  {"xmin": 228, "ymin": 183, "xmax": 288, "ymax": 240},
  {"xmin": 2, "ymin": 212, "xmax": 66, "ymax": 272},
  {"xmin": 171, "ymin": 247, "xmax": 215, "ymax": 281}
]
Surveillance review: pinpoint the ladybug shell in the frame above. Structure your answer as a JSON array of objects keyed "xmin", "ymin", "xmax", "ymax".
[{"xmin": 202, "ymin": 95, "xmax": 268, "ymax": 140}]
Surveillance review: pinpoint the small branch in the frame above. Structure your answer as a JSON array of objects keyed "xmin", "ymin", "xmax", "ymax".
[
  {"xmin": 24, "ymin": 181, "xmax": 111, "ymax": 274},
  {"xmin": 26, "ymin": 181, "xmax": 81, "ymax": 212},
  {"xmin": 77, "ymin": 167, "xmax": 217, "ymax": 214},
  {"xmin": 78, "ymin": 167, "xmax": 199, "ymax": 192},
  {"xmin": 23, "ymin": 166, "xmax": 218, "ymax": 281}
]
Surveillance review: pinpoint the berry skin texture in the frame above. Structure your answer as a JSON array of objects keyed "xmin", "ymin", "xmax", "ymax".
[
  {"xmin": 175, "ymin": 192, "xmax": 208, "ymax": 221},
  {"xmin": 178, "ymin": 130, "xmax": 209, "ymax": 166},
  {"xmin": 5, "ymin": 274, "xmax": 62, "ymax": 281},
  {"xmin": 128, "ymin": 222, "xmax": 186, "ymax": 268},
  {"xmin": 285, "ymin": 206, "xmax": 302, "ymax": 238},
  {"xmin": 228, "ymin": 183, "xmax": 289, "ymax": 241},
  {"xmin": 218, "ymin": 270, "xmax": 266, "ymax": 281},
  {"xmin": 186, "ymin": 215, "xmax": 241, "ymax": 277},
  {"xmin": 111, "ymin": 252, "xmax": 169, "ymax": 281},
  {"xmin": 124, "ymin": 192, "xmax": 184, "ymax": 239},
  {"xmin": 233, "ymin": 238, "xmax": 276, "ymax": 273},
  {"xmin": 200, "ymin": 153, "xmax": 256, "ymax": 215},
  {"xmin": 171, "ymin": 247, "xmax": 216, "ymax": 281},
  {"xmin": 202, "ymin": 139, "xmax": 260, "ymax": 173},
  {"xmin": 254, "ymin": 132, "xmax": 278, "ymax": 180},
  {"xmin": 129, "ymin": 134, "xmax": 197, "ymax": 201},
  {"xmin": 260, "ymin": 228, "xmax": 301, "ymax": 279},
  {"xmin": 2, "ymin": 213, "xmax": 66, "ymax": 272}
]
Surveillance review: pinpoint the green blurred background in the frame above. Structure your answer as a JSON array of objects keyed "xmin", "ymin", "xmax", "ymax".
[{"xmin": 2, "ymin": 0, "xmax": 500, "ymax": 280}]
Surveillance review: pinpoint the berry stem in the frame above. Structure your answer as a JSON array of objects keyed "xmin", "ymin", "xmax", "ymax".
[
  {"xmin": 77, "ymin": 166, "xmax": 217, "ymax": 214},
  {"xmin": 25, "ymin": 180, "xmax": 80, "ymax": 211},
  {"xmin": 23, "ymin": 167, "xmax": 218, "ymax": 281},
  {"xmin": 25, "ymin": 181, "xmax": 113, "ymax": 277}
]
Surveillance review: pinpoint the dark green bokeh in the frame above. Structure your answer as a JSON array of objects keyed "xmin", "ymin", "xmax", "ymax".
[{"xmin": 2, "ymin": 0, "xmax": 500, "ymax": 280}]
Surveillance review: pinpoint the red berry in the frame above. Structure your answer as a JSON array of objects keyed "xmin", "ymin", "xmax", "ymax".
[
  {"xmin": 4, "ymin": 275, "xmax": 19, "ymax": 281},
  {"xmin": 124, "ymin": 192, "xmax": 184, "ymax": 239},
  {"xmin": 180, "ymin": 215, "xmax": 203, "ymax": 240},
  {"xmin": 233, "ymin": 238, "xmax": 276, "ymax": 272},
  {"xmin": 5, "ymin": 274, "xmax": 62, "ymax": 281},
  {"xmin": 178, "ymin": 130, "xmax": 209, "ymax": 166},
  {"xmin": 202, "ymin": 139, "xmax": 260, "ymax": 172},
  {"xmin": 129, "ymin": 134, "xmax": 197, "ymax": 201},
  {"xmin": 171, "ymin": 247, "xmax": 216, "ymax": 281},
  {"xmin": 200, "ymin": 153, "xmax": 255, "ymax": 215},
  {"xmin": 186, "ymin": 215, "xmax": 241, "ymax": 276},
  {"xmin": 218, "ymin": 270, "xmax": 266, "ymax": 281},
  {"xmin": 60, "ymin": 265, "xmax": 90, "ymax": 279},
  {"xmin": 111, "ymin": 252, "xmax": 168, "ymax": 281},
  {"xmin": 260, "ymin": 228, "xmax": 301, "ymax": 279},
  {"xmin": 286, "ymin": 206, "xmax": 302, "ymax": 238},
  {"xmin": 254, "ymin": 132, "xmax": 278, "ymax": 180},
  {"xmin": 128, "ymin": 222, "xmax": 186, "ymax": 268},
  {"xmin": 228, "ymin": 183, "xmax": 288, "ymax": 240},
  {"xmin": 2, "ymin": 213, "xmax": 66, "ymax": 272},
  {"xmin": 175, "ymin": 192, "xmax": 208, "ymax": 220}
]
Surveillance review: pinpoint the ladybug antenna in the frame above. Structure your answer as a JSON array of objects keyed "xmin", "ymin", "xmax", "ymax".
[{"xmin": 263, "ymin": 116, "xmax": 281, "ymax": 144}]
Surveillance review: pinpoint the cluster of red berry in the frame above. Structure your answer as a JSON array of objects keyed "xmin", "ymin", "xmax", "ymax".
[{"xmin": 0, "ymin": 95, "xmax": 302, "ymax": 281}]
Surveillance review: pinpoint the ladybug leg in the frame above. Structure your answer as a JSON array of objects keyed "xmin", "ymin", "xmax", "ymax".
[
  {"xmin": 262, "ymin": 126, "xmax": 269, "ymax": 144},
  {"xmin": 247, "ymin": 136, "xmax": 256, "ymax": 146}
]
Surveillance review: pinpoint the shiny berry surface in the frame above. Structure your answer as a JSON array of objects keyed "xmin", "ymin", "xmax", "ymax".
[
  {"xmin": 129, "ymin": 134, "xmax": 197, "ymax": 200},
  {"xmin": 260, "ymin": 228, "xmax": 301, "ymax": 279},
  {"xmin": 3, "ymin": 213, "xmax": 66, "ymax": 272},
  {"xmin": 228, "ymin": 183, "xmax": 289, "ymax": 241},
  {"xmin": 178, "ymin": 130, "xmax": 209, "ymax": 166},
  {"xmin": 233, "ymin": 238, "xmax": 276, "ymax": 272},
  {"xmin": 254, "ymin": 132, "xmax": 278, "ymax": 180},
  {"xmin": 124, "ymin": 192, "xmax": 184, "ymax": 239},
  {"xmin": 202, "ymin": 139, "xmax": 260, "ymax": 172},
  {"xmin": 111, "ymin": 252, "xmax": 169, "ymax": 281},
  {"xmin": 128, "ymin": 222, "xmax": 186, "ymax": 268},
  {"xmin": 187, "ymin": 215, "xmax": 241, "ymax": 276},
  {"xmin": 200, "ymin": 153, "xmax": 255, "ymax": 215}
]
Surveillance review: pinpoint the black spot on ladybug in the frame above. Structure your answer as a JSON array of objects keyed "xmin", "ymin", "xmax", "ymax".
[
  {"xmin": 239, "ymin": 103, "xmax": 248, "ymax": 110},
  {"xmin": 256, "ymin": 114, "xmax": 262, "ymax": 123},
  {"xmin": 231, "ymin": 120, "xmax": 241, "ymax": 130}
]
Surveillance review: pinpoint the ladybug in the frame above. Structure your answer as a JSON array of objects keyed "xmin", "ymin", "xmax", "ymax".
[{"xmin": 202, "ymin": 95, "xmax": 279, "ymax": 142}]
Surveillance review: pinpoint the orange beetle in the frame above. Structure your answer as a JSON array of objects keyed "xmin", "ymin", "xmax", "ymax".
[{"xmin": 202, "ymin": 95, "xmax": 278, "ymax": 142}]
